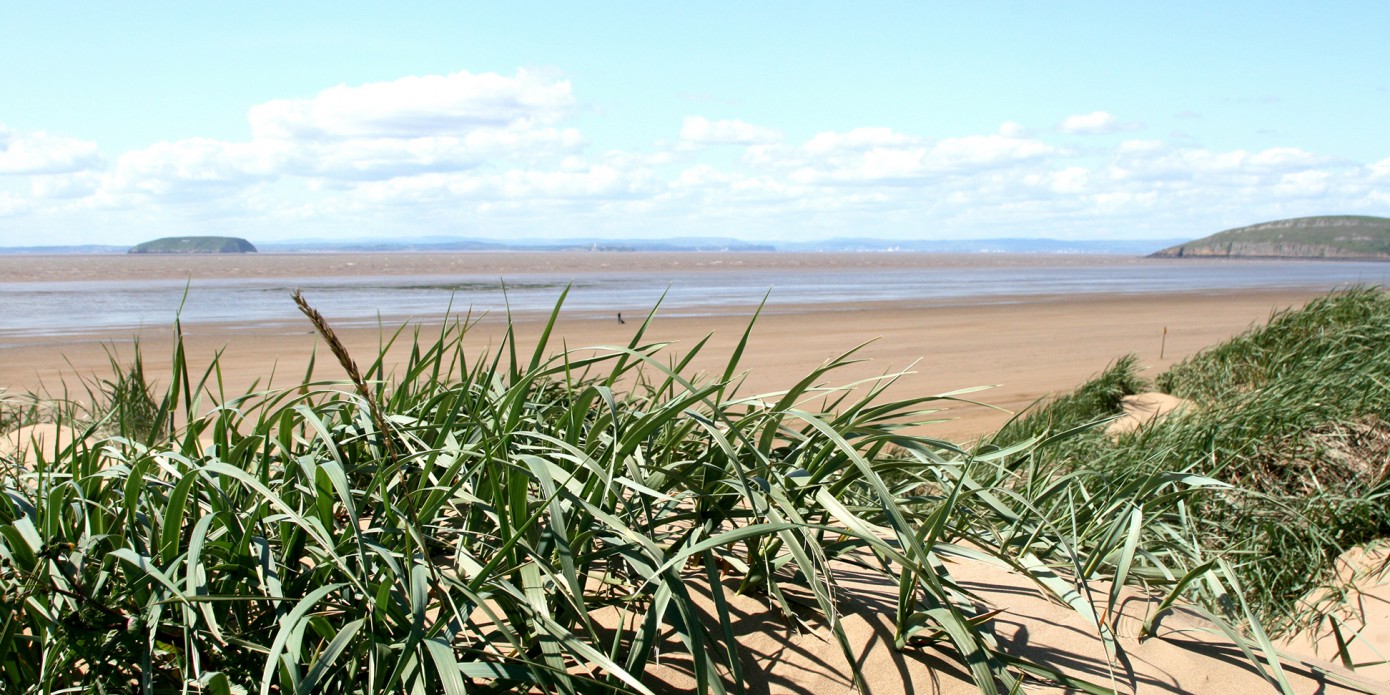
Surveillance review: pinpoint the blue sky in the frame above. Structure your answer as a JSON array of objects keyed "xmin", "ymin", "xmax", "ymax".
[{"xmin": 2, "ymin": 2, "xmax": 1387, "ymax": 245}]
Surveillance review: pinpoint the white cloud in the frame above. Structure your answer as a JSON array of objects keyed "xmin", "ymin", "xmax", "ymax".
[
  {"xmin": 998, "ymin": 121, "xmax": 1030, "ymax": 138},
  {"xmin": 0, "ymin": 124, "xmax": 103, "ymax": 175},
  {"xmin": 494, "ymin": 166, "xmax": 652, "ymax": 200},
  {"xmin": 803, "ymin": 127, "xmax": 918, "ymax": 155},
  {"xmin": 672, "ymin": 164, "xmax": 733, "ymax": 189},
  {"xmin": 0, "ymin": 193, "xmax": 29, "ymax": 216},
  {"xmin": 928, "ymin": 134, "xmax": 1054, "ymax": 169},
  {"xmin": 1272, "ymin": 170, "xmax": 1330, "ymax": 197},
  {"xmin": 248, "ymin": 69, "xmax": 574, "ymax": 141},
  {"xmin": 3, "ymin": 70, "xmax": 1387, "ymax": 245},
  {"xmin": 285, "ymin": 127, "xmax": 585, "ymax": 181},
  {"xmin": 240, "ymin": 70, "xmax": 586, "ymax": 181},
  {"xmin": 742, "ymin": 143, "xmax": 794, "ymax": 166},
  {"xmin": 1059, "ymin": 111, "xmax": 1125, "ymax": 135},
  {"xmin": 12, "ymin": 69, "xmax": 592, "ymax": 216},
  {"xmin": 1246, "ymin": 147, "xmax": 1329, "ymax": 171},
  {"xmin": 785, "ymin": 130, "xmax": 1056, "ymax": 185},
  {"xmin": 1047, "ymin": 167, "xmax": 1090, "ymax": 194},
  {"xmin": 354, "ymin": 164, "xmax": 658, "ymax": 204},
  {"xmin": 1368, "ymin": 156, "xmax": 1390, "ymax": 180},
  {"xmin": 1091, "ymin": 190, "xmax": 1160, "ymax": 213},
  {"xmin": 1110, "ymin": 142, "xmax": 1333, "ymax": 183},
  {"xmin": 31, "ymin": 172, "xmax": 100, "ymax": 199},
  {"xmin": 103, "ymin": 138, "xmax": 282, "ymax": 200},
  {"xmin": 678, "ymin": 116, "xmax": 781, "ymax": 148}
]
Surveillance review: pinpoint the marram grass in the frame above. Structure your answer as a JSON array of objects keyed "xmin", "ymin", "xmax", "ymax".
[
  {"xmin": 0, "ymin": 291, "xmax": 1368, "ymax": 694},
  {"xmin": 984, "ymin": 286, "xmax": 1390, "ymax": 635}
]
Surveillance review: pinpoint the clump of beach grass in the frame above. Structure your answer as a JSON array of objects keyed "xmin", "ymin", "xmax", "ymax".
[
  {"xmin": 0, "ymin": 391, "xmax": 40, "ymax": 435},
  {"xmin": 983, "ymin": 287, "xmax": 1390, "ymax": 637},
  {"xmin": 0, "ymin": 291, "xmax": 1362, "ymax": 694}
]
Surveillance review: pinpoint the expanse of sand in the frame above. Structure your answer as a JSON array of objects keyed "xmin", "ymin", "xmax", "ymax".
[
  {"xmin": 3, "ymin": 290, "xmax": 1323, "ymax": 440},
  {"xmin": 635, "ymin": 551, "xmax": 1388, "ymax": 694},
  {"xmin": 0, "ymin": 251, "xmax": 1331, "ymax": 440},
  {"xmin": 0, "ymin": 249, "xmax": 1162, "ymax": 283}
]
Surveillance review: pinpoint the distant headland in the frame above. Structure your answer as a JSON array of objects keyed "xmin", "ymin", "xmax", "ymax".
[
  {"xmin": 128, "ymin": 236, "xmax": 258, "ymax": 254},
  {"xmin": 1150, "ymin": 215, "xmax": 1390, "ymax": 260}
]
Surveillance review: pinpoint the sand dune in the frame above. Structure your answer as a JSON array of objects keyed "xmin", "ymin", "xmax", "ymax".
[{"xmin": 641, "ymin": 554, "xmax": 1384, "ymax": 694}]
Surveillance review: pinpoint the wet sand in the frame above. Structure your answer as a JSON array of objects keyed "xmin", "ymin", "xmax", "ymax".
[
  {"xmin": 0, "ymin": 251, "xmax": 1325, "ymax": 440},
  {"xmin": 0, "ymin": 249, "xmax": 1151, "ymax": 283}
]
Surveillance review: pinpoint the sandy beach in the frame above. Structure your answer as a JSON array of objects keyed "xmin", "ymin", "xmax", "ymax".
[{"xmin": 0, "ymin": 252, "xmax": 1335, "ymax": 441}]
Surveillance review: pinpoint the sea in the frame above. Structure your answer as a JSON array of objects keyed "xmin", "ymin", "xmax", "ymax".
[{"xmin": 3, "ymin": 255, "xmax": 1388, "ymax": 339}]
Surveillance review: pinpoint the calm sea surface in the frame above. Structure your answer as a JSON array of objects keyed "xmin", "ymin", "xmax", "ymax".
[{"xmin": 3, "ymin": 256, "xmax": 1388, "ymax": 339}]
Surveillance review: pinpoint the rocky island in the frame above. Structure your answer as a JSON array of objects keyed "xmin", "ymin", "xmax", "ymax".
[{"xmin": 128, "ymin": 236, "xmax": 258, "ymax": 254}]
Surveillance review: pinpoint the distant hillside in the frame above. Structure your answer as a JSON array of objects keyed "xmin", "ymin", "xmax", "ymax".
[
  {"xmin": 1151, "ymin": 216, "xmax": 1390, "ymax": 260},
  {"xmin": 259, "ymin": 236, "xmax": 1171, "ymax": 255},
  {"xmin": 1, "ymin": 235, "xmax": 1185, "ymax": 256},
  {"xmin": 0, "ymin": 245, "xmax": 126, "ymax": 254},
  {"xmin": 781, "ymin": 237, "xmax": 1181, "ymax": 255},
  {"xmin": 256, "ymin": 236, "xmax": 775, "ymax": 253},
  {"xmin": 129, "ymin": 236, "xmax": 257, "ymax": 254}
]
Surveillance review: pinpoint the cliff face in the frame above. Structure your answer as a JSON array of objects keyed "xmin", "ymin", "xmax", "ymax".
[
  {"xmin": 1153, "ymin": 241, "xmax": 1390, "ymax": 260},
  {"xmin": 1151, "ymin": 216, "xmax": 1390, "ymax": 260}
]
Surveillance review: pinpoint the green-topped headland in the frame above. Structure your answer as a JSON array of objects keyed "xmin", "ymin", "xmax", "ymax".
[{"xmin": 1151, "ymin": 215, "xmax": 1390, "ymax": 260}]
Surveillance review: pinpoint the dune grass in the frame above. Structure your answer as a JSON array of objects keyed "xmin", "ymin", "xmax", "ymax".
[
  {"xmin": 983, "ymin": 287, "xmax": 1390, "ymax": 634},
  {"xmin": 0, "ymin": 291, "xmax": 1371, "ymax": 693},
  {"xmin": 0, "ymin": 393, "xmax": 38, "ymax": 435}
]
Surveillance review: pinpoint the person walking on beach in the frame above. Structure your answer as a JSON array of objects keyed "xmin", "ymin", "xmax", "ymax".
[{"xmin": 617, "ymin": 312, "xmax": 625, "ymax": 324}]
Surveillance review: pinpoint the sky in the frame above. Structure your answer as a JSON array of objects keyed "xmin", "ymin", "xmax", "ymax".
[{"xmin": 1, "ymin": 2, "xmax": 1388, "ymax": 246}]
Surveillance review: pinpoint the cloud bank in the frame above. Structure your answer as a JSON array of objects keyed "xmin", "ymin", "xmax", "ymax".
[{"xmin": 2, "ymin": 70, "xmax": 1386, "ymax": 244}]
